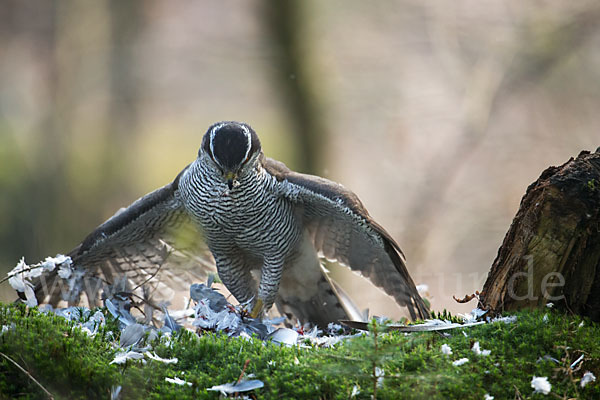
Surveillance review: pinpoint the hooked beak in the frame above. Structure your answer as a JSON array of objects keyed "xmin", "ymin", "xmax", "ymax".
[{"xmin": 224, "ymin": 171, "xmax": 238, "ymax": 190}]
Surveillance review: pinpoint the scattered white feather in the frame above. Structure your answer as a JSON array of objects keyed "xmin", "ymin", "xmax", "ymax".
[
  {"xmin": 484, "ymin": 394, "xmax": 494, "ymax": 400},
  {"xmin": 110, "ymin": 351, "xmax": 144, "ymax": 365},
  {"xmin": 578, "ymin": 321, "xmax": 584, "ymax": 328},
  {"xmin": 581, "ymin": 371, "xmax": 596, "ymax": 388},
  {"xmin": 441, "ymin": 344, "xmax": 453, "ymax": 355},
  {"xmin": 452, "ymin": 358, "xmax": 469, "ymax": 366},
  {"xmin": 119, "ymin": 324, "xmax": 146, "ymax": 347},
  {"xmin": 491, "ymin": 315, "xmax": 517, "ymax": 324},
  {"xmin": 269, "ymin": 328, "xmax": 298, "ymax": 346},
  {"xmin": 8, "ymin": 255, "xmax": 73, "ymax": 307},
  {"xmin": 326, "ymin": 322, "xmax": 343, "ymax": 335},
  {"xmin": 531, "ymin": 376, "xmax": 551, "ymax": 395},
  {"xmin": 300, "ymin": 329, "xmax": 363, "ymax": 348},
  {"xmin": 8, "ymin": 258, "xmax": 26, "ymax": 279},
  {"xmin": 302, "ymin": 325, "xmax": 322, "ymax": 339},
  {"xmin": 542, "ymin": 314, "xmax": 549, "ymax": 323},
  {"xmin": 461, "ymin": 308, "xmax": 487, "ymax": 323},
  {"xmin": 570, "ymin": 354, "xmax": 584, "ymax": 369},
  {"xmin": 165, "ymin": 377, "xmax": 192, "ymax": 386},
  {"xmin": 537, "ymin": 355, "xmax": 559, "ymax": 364},
  {"xmin": 44, "ymin": 254, "xmax": 71, "ymax": 267},
  {"xmin": 351, "ymin": 385, "xmax": 360, "ymax": 397},
  {"xmin": 8, "ymin": 273, "xmax": 27, "ymax": 292},
  {"xmin": 192, "ymin": 299, "xmax": 241, "ymax": 334},
  {"xmin": 145, "ymin": 352, "xmax": 178, "ymax": 364},
  {"xmin": 405, "ymin": 319, "xmax": 484, "ymax": 331},
  {"xmin": 22, "ymin": 281, "xmax": 37, "ymax": 307},
  {"xmin": 83, "ymin": 310, "xmax": 106, "ymax": 334},
  {"xmin": 57, "ymin": 263, "xmax": 73, "ymax": 279},
  {"xmin": 545, "ymin": 302, "xmax": 554, "ymax": 308},
  {"xmin": 472, "ymin": 342, "xmax": 491, "ymax": 356},
  {"xmin": 111, "ymin": 385, "xmax": 122, "ymax": 400},
  {"xmin": 207, "ymin": 379, "xmax": 264, "ymax": 395},
  {"xmin": 375, "ymin": 367, "xmax": 385, "ymax": 387},
  {"xmin": 79, "ymin": 327, "xmax": 94, "ymax": 337}
]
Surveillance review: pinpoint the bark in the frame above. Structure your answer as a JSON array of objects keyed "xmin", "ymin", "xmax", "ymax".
[{"xmin": 480, "ymin": 149, "xmax": 600, "ymax": 321}]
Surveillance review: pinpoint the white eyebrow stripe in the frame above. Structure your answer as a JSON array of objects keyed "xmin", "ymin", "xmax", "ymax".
[
  {"xmin": 209, "ymin": 122, "xmax": 226, "ymax": 167},
  {"xmin": 240, "ymin": 124, "xmax": 252, "ymax": 161}
]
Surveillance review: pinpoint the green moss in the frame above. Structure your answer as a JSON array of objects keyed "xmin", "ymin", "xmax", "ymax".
[
  {"xmin": 586, "ymin": 179, "xmax": 597, "ymax": 191},
  {"xmin": 0, "ymin": 303, "xmax": 598, "ymax": 399}
]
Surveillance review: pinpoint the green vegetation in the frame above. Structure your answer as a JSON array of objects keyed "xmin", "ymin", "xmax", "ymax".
[
  {"xmin": 586, "ymin": 179, "xmax": 597, "ymax": 192},
  {"xmin": 0, "ymin": 303, "xmax": 598, "ymax": 399}
]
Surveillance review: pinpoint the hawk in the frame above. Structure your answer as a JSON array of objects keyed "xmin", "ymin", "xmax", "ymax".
[{"xmin": 32, "ymin": 121, "xmax": 428, "ymax": 325}]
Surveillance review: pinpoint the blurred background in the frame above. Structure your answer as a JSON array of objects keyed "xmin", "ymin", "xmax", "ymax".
[{"xmin": 1, "ymin": 0, "xmax": 599, "ymax": 318}]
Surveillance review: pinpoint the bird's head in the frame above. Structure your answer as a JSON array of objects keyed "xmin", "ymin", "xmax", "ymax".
[{"xmin": 199, "ymin": 121, "xmax": 262, "ymax": 190}]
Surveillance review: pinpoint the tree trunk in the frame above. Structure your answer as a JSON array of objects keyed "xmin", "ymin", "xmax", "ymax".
[
  {"xmin": 480, "ymin": 149, "xmax": 600, "ymax": 321},
  {"xmin": 262, "ymin": 0, "xmax": 326, "ymax": 175}
]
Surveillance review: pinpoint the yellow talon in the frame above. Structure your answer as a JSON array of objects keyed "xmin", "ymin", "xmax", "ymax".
[{"xmin": 250, "ymin": 299, "xmax": 264, "ymax": 318}]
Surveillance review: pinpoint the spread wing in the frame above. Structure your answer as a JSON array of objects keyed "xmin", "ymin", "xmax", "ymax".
[
  {"xmin": 265, "ymin": 157, "xmax": 429, "ymax": 320},
  {"xmin": 33, "ymin": 166, "xmax": 216, "ymax": 313}
]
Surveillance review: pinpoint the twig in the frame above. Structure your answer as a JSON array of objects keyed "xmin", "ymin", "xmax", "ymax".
[
  {"xmin": 453, "ymin": 291, "xmax": 482, "ymax": 304},
  {"xmin": 237, "ymin": 358, "xmax": 251, "ymax": 384},
  {"xmin": 372, "ymin": 322, "xmax": 378, "ymax": 400},
  {"xmin": 513, "ymin": 384, "xmax": 523, "ymax": 400},
  {"xmin": 0, "ymin": 263, "xmax": 45, "ymax": 285},
  {"xmin": 233, "ymin": 359, "xmax": 252, "ymax": 399},
  {"xmin": 0, "ymin": 351, "xmax": 54, "ymax": 399}
]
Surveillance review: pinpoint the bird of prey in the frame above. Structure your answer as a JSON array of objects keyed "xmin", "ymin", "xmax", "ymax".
[{"xmin": 31, "ymin": 121, "xmax": 428, "ymax": 326}]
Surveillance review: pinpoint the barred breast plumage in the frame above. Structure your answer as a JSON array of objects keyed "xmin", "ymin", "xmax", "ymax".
[{"xmin": 178, "ymin": 152, "xmax": 303, "ymax": 311}]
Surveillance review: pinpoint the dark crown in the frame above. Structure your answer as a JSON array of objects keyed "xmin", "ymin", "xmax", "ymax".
[{"xmin": 201, "ymin": 121, "xmax": 261, "ymax": 170}]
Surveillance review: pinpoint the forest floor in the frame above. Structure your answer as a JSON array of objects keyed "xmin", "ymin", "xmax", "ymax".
[{"xmin": 0, "ymin": 303, "xmax": 598, "ymax": 399}]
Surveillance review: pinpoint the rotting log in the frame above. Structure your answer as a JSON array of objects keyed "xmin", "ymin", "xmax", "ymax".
[{"xmin": 480, "ymin": 149, "xmax": 600, "ymax": 321}]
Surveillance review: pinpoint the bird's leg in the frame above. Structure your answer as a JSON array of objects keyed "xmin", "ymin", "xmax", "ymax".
[
  {"xmin": 213, "ymin": 254, "xmax": 255, "ymax": 307},
  {"xmin": 250, "ymin": 257, "xmax": 284, "ymax": 318}
]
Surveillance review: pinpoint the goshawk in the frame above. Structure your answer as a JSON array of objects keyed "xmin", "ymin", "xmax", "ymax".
[{"xmin": 32, "ymin": 121, "xmax": 428, "ymax": 325}]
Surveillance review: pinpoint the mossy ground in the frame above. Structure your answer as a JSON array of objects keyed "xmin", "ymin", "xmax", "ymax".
[{"xmin": 0, "ymin": 303, "xmax": 598, "ymax": 399}]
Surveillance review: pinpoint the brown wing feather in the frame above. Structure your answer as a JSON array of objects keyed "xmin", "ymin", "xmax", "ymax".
[
  {"xmin": 33, "ymin": 166, "xmax": 216, "ymax": 310},
  {"xmin": 264, "ymin": 157, "xmax": 428, "ymax": 320}
]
